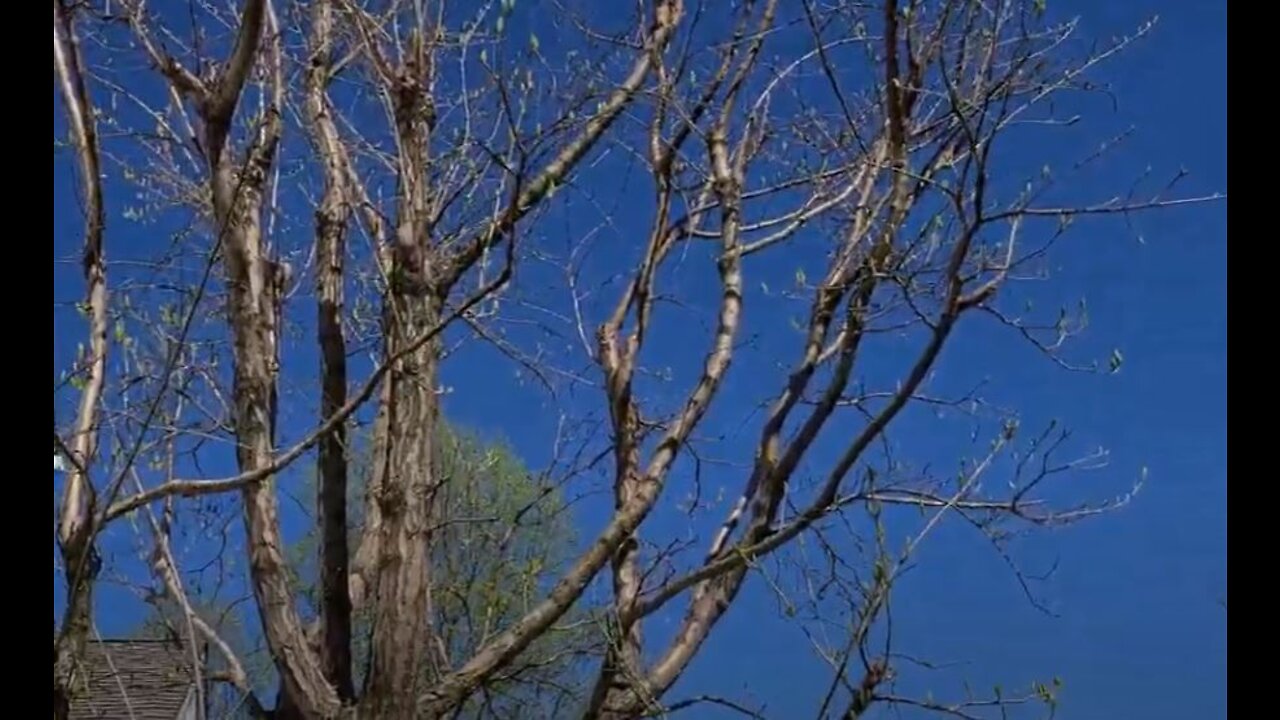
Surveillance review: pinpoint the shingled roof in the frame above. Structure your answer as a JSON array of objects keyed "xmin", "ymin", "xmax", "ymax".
[{"xmin": 68, "ymin": 638, "xmax": 205, "ymax": 720}]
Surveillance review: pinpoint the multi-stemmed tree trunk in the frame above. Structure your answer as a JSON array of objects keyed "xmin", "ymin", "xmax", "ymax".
[
  {"xmin": 58, "ymin": 0, "xmax": 683, "ymax": 715},
  {"xmin": 53, "ymin": 1, "xmax": 1219, "ymax": 718}
]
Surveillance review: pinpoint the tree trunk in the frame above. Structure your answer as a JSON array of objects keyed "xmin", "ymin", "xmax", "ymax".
[
  {"xmin": 214, "ymin": 153, "xmax": 341, "ymax": 716},
  {"xmin": 307, "ymin": 0, "xmax": 355, "ymax": 697},
  {"xmin": 53, "ymin": 0, "xmax": 107, "ymax": 713},
  {"xmin": 359, "ymin": 281, "xmax": 444, "ymax": 716},
  {"xmin": 587, "ymin": 400, "xmax": 645, "ymax": 713},
  {"xmin": 53, "ymin": 534, "xmax": 99, "ymax": 720}
]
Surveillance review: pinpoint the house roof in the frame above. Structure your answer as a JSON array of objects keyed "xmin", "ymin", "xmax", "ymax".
[{"xmin": 68, "ymin": 638, "xmax": 203, "ymax": 719}]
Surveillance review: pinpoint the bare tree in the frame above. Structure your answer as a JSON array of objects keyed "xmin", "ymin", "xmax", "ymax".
[{"xmin": 53, "ymin": 0, "xmax": 1221, "ymax": 718}]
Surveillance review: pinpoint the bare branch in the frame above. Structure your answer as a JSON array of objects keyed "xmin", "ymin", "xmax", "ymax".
[{"xmin": 105, "ymin": 265, "xmax": 514, "ymax": 522}]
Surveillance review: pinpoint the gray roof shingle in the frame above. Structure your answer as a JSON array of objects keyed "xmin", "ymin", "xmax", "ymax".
[{"xmin": 68, "ymin": 638, "xmax": 203, "ymax": 719}]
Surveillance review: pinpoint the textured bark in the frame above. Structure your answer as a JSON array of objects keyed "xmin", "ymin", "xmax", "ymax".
[
  {"xmin": 585, "ymin": 403, "xmax": 645, "ymax": 713},
  {"xmin": 198, "ymin": 2, "xmax": 341, "ymax": 716},
  {"xmin": 359, "ymin": 27, "xmax": 443, "ymax": 714},
  {"xmin": 52, "ymin": 0, "xmax": 106, "ymax": 714},
  {"xmin": 217, "ymin": 172, "xmax": 341, "ymax": 717},
  {"xmin": 306, "ymin": 0, "xmax": 355, "ymax": 700},
  {"xmin": 362, "ymin": 235, "xmax": 443, "ymax": 716},
  {"xmin": 361, "ymin": 287, "xmax": 444, "ymax": 716},
  {"xmin": 350, "ymin": 380, "xmax": 392, "ymax": 613}
]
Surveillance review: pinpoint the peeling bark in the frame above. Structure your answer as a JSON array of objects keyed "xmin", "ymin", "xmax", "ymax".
[
  {"xmin": 52, "ymin": 0, "xmax": 106, "ymax": 714},
  {"xmin": 197, "ymin": 2, "xmax": 341, "ymax": 715},
  {"xmin": 306, "ymin": 0, "xmax": 355, "ymax": 700},
  {"xmin": 358, "ymin": 24, "xmax": 444, "ymax": 714}
]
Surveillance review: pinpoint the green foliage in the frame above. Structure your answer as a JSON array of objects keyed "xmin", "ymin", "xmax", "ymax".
[{"xmin": 431, "ymin": 426, "xmax": 577, "ymax": 645}]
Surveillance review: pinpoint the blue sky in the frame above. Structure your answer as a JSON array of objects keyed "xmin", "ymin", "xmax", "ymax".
[{"xmin": 54, "ymin": 1, "xmax": 1225, "ymax": 717}]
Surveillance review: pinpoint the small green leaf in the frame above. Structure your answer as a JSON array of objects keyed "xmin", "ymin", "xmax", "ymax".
[
  {"xmin": 1108, "ymin": 348, "xmax": 1124, "ymax": 374},
  {"xmin": 1001, "ymin": 418, "xmax": 1019, "ymax": 441}
]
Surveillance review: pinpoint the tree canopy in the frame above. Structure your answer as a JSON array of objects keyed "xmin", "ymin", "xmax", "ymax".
[{"xmin": 53, "ymin": 1, "xmax": 1222, "ymax": 717}]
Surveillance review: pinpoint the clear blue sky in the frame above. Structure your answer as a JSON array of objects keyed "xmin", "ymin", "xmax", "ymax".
[{"xmin": 54, "ymin": 1, "xmax": 1225, "ymax": 717}]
